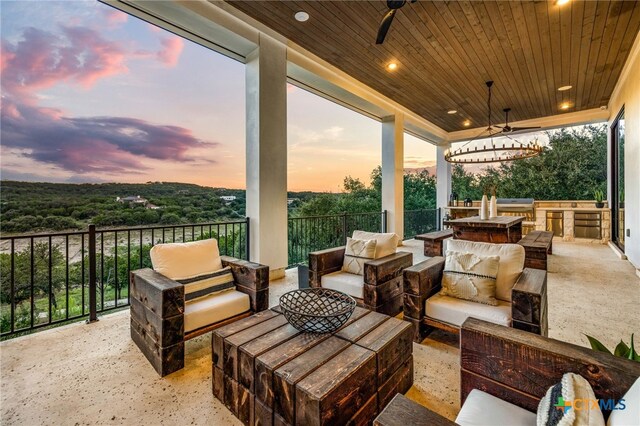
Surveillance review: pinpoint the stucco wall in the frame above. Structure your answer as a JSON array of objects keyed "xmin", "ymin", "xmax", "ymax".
[{"xmin": 608, "ymin": 33, "xmax": 640, "ymax": 270}]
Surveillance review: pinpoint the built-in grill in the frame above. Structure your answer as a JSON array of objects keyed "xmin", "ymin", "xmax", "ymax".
[{"xmin": 497, "ymin": 198, "xmax": 536, "ymax": 233}]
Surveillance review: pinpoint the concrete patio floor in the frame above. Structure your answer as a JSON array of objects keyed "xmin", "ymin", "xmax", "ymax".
[{"xmin": 1, "ymin": 240, "xmax": 638, "ymax": 425}]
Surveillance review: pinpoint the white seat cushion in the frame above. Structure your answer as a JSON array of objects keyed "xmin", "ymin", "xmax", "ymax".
[
  {"xmin": 184, "ymin": 289, "xmax": 249, "ymax": 333},
  {"xmin": 425, "ymin": 292, "xmax": 511, "ymax": 327},
  {"xmin": 352, "ymin": 230, "xmax": 399, "ymax": 258},
  {"xmin": 607, "ymin": 377, "xmax": 640, "ymax": 426},
  {"xmin": 456, "ymin": 389, "xmax": 536, "ymax": 426},
  {"xmin": 445, "ymin": 239, "xmax": 525, "ymax": 302},
  {"xmin": 150, "ymin": 239, "xmax": 223, "ymax": 280},
  {"xmin": 321, "ymin": 271, "xmax": 364, "ymax": 299}
]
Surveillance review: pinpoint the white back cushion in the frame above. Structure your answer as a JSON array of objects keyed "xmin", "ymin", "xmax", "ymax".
[
  {"xmin": 352, "ymin": 230, "xmax": 399, "ymax": 258},
  {"xmin": 445, "ymin": 239, "xmax": 525, "ymax": 302},
  {"xmin": 150, "ymin": 239, "xmax": 223, "ymax": 280},
  {"xmin": 607, "ymin": 377, "xmax": 640, "ymax": 426}
]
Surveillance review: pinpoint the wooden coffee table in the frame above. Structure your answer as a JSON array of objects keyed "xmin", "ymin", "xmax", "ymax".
[{"xmin": 212, "ymin": 306, "xmax": 413, "ymax": 426}]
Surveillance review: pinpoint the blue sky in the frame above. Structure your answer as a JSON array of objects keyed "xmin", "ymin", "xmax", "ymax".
[{"xmin": 0, "ymin": 0, "xmax": 437, "ymax": 191}]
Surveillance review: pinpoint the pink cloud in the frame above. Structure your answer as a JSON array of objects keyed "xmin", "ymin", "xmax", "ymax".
[
  {"xmin": 1, "ymin": 27, "xmax": 128, "ymax": 97},
  {"xmin": 104, "ymin": 9, "xmax": 128, "ymax": 27},
  {"xmin": 156, "ymin": 37, "xmax": 184, "ymax": 67},
  {"xmin": 147, "ymin": 23, "xmax": 162, "ymax": 33},
  {"xmin": 1, "ymin": 97, "xmax": 215, "ymax": 174},
  {"xmin": 1, "ymin": 23, "xmax": 212, "ymax": 176}
]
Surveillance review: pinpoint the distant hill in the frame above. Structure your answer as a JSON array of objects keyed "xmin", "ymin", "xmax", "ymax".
[
  {"xmin": 0, "ymin": 181, "xmax": 321, "ymax": 234},
  {"xmin": 404, "ymin": 166, "xmax": 437, "ymax": 176}
]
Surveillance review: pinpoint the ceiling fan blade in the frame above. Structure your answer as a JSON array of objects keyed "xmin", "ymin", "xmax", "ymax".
[
  {"xmin": 510, "ymin": 126, "xmax": 541, "ymax": 132},
  {"xmin": 376, "ymin": 9, "xmax": 397, "ymax": 44},
  {"xmin": 492, "ymin": 125, "xmax": 504, "ymax": 129}
]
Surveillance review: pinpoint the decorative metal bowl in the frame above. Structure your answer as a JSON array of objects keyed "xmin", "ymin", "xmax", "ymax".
[{"xmin": 279, "ymin": 288, "xmax": 356, "ymax": 333}]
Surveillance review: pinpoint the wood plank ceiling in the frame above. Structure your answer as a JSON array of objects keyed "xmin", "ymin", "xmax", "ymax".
[{"xmin": 226, "ymin": 0, "xmax": 640, "ymax": 132}]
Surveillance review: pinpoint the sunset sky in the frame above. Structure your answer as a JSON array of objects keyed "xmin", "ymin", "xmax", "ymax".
[{"xmin": 0, "ymin": 0, "xmax": 437, "ymax": 192}]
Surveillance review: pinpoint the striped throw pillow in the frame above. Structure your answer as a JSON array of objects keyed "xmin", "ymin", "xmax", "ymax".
[{"xmin": 177, "ymin": 267, "xmax": 235, "ymax": 301}]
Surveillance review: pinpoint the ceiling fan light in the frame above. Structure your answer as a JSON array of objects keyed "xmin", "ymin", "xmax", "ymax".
[
  {"xmin": 556, "ymin": 0, "xmax": 570, "ymax": 5},
  {"xmin": 386, "ymin": 62, "xmax": 398, "ymax": 71}
]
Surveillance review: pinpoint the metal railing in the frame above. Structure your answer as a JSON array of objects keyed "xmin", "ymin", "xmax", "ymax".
[
  {"xmin": 404, "ymin": 208, "xmax": 441, "ymax": 239},
  {"xmin": 287, "ymin": 211, "xmax": 387, "ymax": 268},
  {"xmin": 0, "ymin": 218, "xmax": 249, "ymax": 338}
]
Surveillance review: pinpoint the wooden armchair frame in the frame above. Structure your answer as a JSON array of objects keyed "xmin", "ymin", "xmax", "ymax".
[
  {"xmin": 309, "ymin": 247, "xmax": 412, "ymax": 316},
  {"xmin": 460, "ymin": 318, "xmax": 640, "ymax": 417},
  {"xmin": 130, "ymin": 255, "xmax": 269, "ymax": 377},
  {"xmin": 375, "ymin": 319, "xmax": 640, "ymax": 424},
  {"xmin": 403, "ymin": 256, "xmax": 547, "ymax": 342}
]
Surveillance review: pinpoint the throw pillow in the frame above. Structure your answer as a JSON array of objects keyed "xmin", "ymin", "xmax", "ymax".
[
  {"xmin": 537, "ymin": 373, "xmax": 605, "ymax": 426},
  {"xmin": 342, "ymin": 237, "xmax": 377, "ymax": 275},
  {"xmin": 351, "ymin": 230, "xmax": 399, "ymax": 258},
  {"xmin": 178, "ymin": 266, "xmax": 235, "ymax": 301},
  {"xmin": 441, "ymin": 250, "xmax": 500, "ymax": 306}
]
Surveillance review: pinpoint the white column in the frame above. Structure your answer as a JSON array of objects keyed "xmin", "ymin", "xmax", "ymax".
[
  {"xmin": 436, "ymin": 144, "xmax": 452, "ymax": 218},
  {"xmin": 381, "ymin": 114, "xmax": 404, "ymax": 239},
  {"xmin": 246, "ymin": 35, "xmax": 287, "ymax": 279}
]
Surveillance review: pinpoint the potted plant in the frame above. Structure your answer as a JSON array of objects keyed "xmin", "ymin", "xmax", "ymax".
[
  {"xmin": 594, "ymin": 189, "xmax": 605, "ymax": 208},
  {"xmin": 619, "ymin": 189, "xmax": 625, "ymax": 209},
  {"xmin": 585, "ymin": 333, "xmax": 639, "ymax": 362}
]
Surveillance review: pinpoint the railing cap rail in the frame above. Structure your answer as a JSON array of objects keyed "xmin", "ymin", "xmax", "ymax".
[{"xmin": 0, "ymin": 218, "xmax": 248, "ymax": 240}]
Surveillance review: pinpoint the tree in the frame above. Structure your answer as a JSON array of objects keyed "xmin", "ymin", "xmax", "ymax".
[
  {"xmin": 0, "ymin": 242, "xmax": 65, "ymax": 308},
  {"xmin": 451, "ymin": 125, "xmax": 607, "ymax": 200}
]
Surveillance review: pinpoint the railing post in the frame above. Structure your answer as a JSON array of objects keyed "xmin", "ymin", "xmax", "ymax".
[
  {"xmin": 245, "ymin": 217, "xmax": 251, "ymax": 262},
  {"xmin": 382, "ymin": 210, "xmax": 388, "ymax": 233},
  {"xmin": 437, "ymin": 207, "xmax": 442, "ymax": 231},
  {"xmin": 342, "ymin": 213, "xmax": 348, "ymax": 244},
  {"xmin": 87, "ymin": 224, "xmax": 98, "ymax": 323}
]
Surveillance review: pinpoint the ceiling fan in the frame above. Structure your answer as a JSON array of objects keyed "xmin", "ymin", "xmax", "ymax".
[
  {"xmin": 376, "ymin": 0, "xmax": 417, "ymax": 44},
  {"xmin": 493, "ymin": 107, "xmax": 541, "ymax": 134}
]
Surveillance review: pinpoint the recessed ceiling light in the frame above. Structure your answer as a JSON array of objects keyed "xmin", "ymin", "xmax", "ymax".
[
  {"xmin": 558, "ymin": 85, "xmax": 572, "ymax": 91},
  {"xmin": 386, "ymin": 62, "xmax": 398, "ymax": 71},
  {"xmin": 294, "ymin": 11, "xmax": 309, "ymax": 22},
  {"xmin": 560, "ymin": 102, "xmax": 571, "ymax": 110},
  {"xmin": 556, "ymin": 0, "xmax": 570, "ymax": 5},
  {"xmin": 463, "ymin": 120, "xmax": 471, "ymax": 127},
  {"xmin": 448, "ymin": 110, "xmax": 457, "ymax": 115}
]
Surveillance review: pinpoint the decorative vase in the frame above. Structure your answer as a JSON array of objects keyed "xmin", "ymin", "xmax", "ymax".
[
  {"xmin": 490, "ymin": 195, "xmax": 498, "ymax": 218},
  {"xmin": 480, "ymin": 195, "xmax": 489, "ymax": 220}
]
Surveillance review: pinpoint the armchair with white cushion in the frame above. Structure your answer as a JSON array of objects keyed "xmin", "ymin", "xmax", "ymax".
[
  {"xmin": 309, "ymin": 231, "xmax": 412, "ymax": 316},
  {"xmin": 130, "ymin": 239, "xmax": 269, "ymax": 377},
  {"xmin": 375, "ymin": 318, "xmax": 640, "ymax": 426},
  {"xmin": 403, "ymin": 239, "xmax": 547, "ymax": 342}
]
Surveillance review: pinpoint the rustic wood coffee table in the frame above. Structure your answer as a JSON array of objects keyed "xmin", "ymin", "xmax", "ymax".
[{"xmin": 212, "ymin": 306, "xmax": 413, "ymax": 426}]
